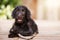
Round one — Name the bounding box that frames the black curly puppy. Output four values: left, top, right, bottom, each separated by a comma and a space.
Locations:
8, 6, 38, 40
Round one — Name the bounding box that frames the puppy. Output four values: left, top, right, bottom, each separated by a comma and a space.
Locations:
8, 6, 38, 40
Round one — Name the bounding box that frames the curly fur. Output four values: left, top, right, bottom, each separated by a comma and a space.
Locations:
8, 6, 38, 40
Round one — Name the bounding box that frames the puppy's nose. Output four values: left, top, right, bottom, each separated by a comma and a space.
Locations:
18, 13, 22, 17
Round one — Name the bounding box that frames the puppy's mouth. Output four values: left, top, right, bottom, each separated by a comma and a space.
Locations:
16, 16, 24, 23
18, 19, 22, 22
16, 19, 23, 23
17, 17, 23, 22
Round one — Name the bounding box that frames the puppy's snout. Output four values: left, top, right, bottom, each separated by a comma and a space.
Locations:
17, 13, 23, 19
18, 13, 22, 17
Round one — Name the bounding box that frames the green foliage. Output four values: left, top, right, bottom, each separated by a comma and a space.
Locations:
0, 0, 22, 19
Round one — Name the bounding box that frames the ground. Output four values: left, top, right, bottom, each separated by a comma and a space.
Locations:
0, 20, 60, 40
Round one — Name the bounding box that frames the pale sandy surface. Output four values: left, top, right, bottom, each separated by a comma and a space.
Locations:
0, 20, 60, 40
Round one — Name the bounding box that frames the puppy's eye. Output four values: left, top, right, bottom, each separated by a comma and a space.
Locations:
22, 9, 25, 12
17, 11, 20, 13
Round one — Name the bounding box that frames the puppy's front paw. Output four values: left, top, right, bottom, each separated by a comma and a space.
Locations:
8, 33, 19, 38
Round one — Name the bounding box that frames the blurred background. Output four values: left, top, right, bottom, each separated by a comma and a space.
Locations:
1, 0, 60, 20
0, 0, 60, 40
0, 0, 22, 19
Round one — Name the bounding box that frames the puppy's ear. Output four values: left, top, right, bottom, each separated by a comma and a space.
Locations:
12, 9, 15, 18
26, 8, 31, 19
12, 7, 18, 18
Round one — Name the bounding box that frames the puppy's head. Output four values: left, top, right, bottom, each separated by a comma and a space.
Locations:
12, 6, 31, 23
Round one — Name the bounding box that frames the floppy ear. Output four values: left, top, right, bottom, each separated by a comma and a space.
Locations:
12, 6, 18, 18
12, 9, 16, 18
26, 8, 31, 20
